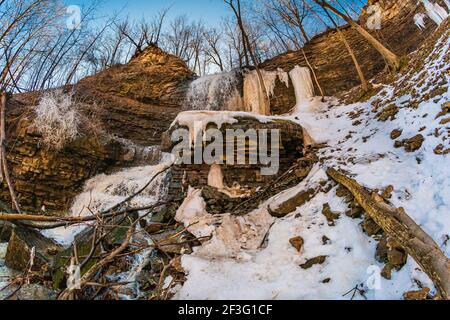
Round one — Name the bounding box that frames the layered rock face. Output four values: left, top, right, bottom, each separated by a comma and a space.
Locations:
76, 45, 195, 145
161, 112, 317, 214
2, 97, 130, 213
263, 0, 440, 114
2, 46, 194, 213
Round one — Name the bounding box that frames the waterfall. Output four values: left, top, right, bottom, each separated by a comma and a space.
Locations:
289, 66, 315, 109
243, 69, 289, 114
422, 0, 449, 25
42, 157, 172, 245
183, 70, 243, 111
183, 66, 315, 116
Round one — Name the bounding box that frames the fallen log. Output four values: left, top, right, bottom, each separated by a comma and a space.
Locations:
327, 168, 450, 300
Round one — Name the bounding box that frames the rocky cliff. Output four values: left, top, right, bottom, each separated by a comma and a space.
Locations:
75, 44, 195, 145
2, 46, 194, 213
264, 0, 442, 114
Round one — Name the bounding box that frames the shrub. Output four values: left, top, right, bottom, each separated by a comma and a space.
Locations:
32, 90, 82, 150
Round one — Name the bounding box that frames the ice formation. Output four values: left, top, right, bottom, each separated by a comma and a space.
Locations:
184, 71, 243, 111
243, 69, 289, 114
289, 66, 315, 105
173, 25, 450, 300
414, 13, 428, 29
422, 0, 449, 25
171, 110, 273, 147
42, 157, 173, 245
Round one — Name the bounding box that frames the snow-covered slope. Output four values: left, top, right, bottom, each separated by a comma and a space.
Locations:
173, 26, 449, 300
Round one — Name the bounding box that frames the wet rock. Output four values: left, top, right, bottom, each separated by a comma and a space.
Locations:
376, 236, 389, 263
377, 104, 399, 121
403, 134, 425, 152
387, 238, 408, 268
270, 189, 317, 218
404, 288, 430, 300
322, 204, 340, 226
381, 263, 394, 280
143, 223, 166, 234
0, 221, 13, 242
300, 256, 327, 270
390, 129, 403, 140
201, 186, 241, 215
289, 236, 304, 253
394, 140, 404, 148
434, 144, 450, 155
5, 226, 63, 272
322, 236, 331, 245
151, 203, 178, 223
8, 284, 57, 300
362, 217, 382, 236
345, 206, 365, 219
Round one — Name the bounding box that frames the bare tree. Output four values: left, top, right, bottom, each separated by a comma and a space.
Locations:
313, 0, 401, 71
225, 0, 271, 115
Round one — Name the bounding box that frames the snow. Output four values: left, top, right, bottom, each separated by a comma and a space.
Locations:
0, 242, 16, 299
172, 30, 450, 300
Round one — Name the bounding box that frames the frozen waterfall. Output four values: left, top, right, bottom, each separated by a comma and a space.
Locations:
183, 70, 243, 111
422, 0, 449, 25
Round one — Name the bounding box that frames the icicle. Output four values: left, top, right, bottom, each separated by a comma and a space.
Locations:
242, 69, 289, 114
422, 0, 449, 25
414, 13, 427, 29
289, 66, 315, 110
445, 0, 450, 11
208, 164, 226, 190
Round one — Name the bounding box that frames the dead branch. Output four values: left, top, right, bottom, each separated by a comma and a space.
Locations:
327, 168, 450, 300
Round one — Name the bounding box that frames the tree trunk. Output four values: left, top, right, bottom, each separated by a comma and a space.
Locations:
301, 49, 325, 101
226, 0, 271, 115
316, 0, 401, 71
0, 92, 21, 213
327, 168, 450, 300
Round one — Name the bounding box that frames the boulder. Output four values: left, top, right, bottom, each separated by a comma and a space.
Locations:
5, 226, 63, 272
0, 221, 13, 242
300, 256, 327, 270
270, 188, 317, 218
289, 237, 305, 253
8, 284, 57, 301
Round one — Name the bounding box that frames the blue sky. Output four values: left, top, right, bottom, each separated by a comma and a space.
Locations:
65, 0, 229, 27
